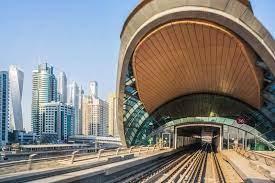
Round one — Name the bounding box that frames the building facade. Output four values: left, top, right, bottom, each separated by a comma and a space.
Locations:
89, 81, 98, 97
82, 96, 92, 136
31, 63, 57, 135
68, 81, 80, 135
57, 71, 67, 103
0, 71, 9, 147
82, 93, 109, 137
39, 102, 74, 143
108, 93, 118, 137
9, 130, 38, 145
9, 65, 24, 131
90, 95, 108, 136
117, 0, 275, 150
79, 87, 84, 134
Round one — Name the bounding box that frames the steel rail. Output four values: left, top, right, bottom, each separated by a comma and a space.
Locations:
211, 145, 226, 183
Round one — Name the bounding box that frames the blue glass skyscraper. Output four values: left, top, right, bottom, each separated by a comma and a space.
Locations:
31, 63, 57, 136
0, 71, 9, 147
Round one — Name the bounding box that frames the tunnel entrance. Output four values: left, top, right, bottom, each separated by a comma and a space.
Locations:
175, 124, 222, 151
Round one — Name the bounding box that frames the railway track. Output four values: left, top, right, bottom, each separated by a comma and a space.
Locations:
111, 143, 242, 183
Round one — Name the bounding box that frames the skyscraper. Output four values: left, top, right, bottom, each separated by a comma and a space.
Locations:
68, 81, 80, 135
89, 81, 98, 97
0, 71, 9, 147
39, 102, 74, 143
82, 82, 108, 136
57, 72, 67, 103
82, 95, 92, 136
108, 93, 119, 137
79, 87, 84, 134
9, 65, 24, 131
90, 95, 108, 136
31, 63, 57, 135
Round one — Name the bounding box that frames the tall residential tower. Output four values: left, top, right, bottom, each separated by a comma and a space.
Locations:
89, 81, 98, 97
0, 71, 9, 147
108, 93, 118, 137
31, 63, 57, 135
90, 95, 108, 136
9, 65, 24, 131
79, 87, 84, 134
39, 102, 74, 143
57, 71, 67, 103
68, 81, 80, 135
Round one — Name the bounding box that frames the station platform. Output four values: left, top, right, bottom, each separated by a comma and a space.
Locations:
222, 150, 274, 183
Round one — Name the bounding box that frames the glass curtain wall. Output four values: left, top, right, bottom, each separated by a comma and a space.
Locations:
222, 125, 272, 151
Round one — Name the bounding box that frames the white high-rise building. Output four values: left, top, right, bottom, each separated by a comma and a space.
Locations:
82, 82, 108, 136
89, 81, 98, 97
90, 95, 108, 136
108, 93, 119, 137
0, 71, 9, 147
31, 63, 57, 135
39, 102, 74, 143
82, 95, 92, 136
57, 71, 67, 103
68, 81, 80, 135
79, 87, 84, 134
9, 65, 24, 131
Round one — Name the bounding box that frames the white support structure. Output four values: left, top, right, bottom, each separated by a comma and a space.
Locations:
28, 154, 37, 170
71, 150, 79, 164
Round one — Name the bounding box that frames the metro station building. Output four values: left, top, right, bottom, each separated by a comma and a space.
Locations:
116, 0, 275, 151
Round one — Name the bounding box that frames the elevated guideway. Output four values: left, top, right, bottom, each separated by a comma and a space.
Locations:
19, 144, 244, 183
0, 146, 171, 183
1, 143, 274, 182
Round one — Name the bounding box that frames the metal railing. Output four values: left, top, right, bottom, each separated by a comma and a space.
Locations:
0, 144, 166, 175
234, 145, 275, 168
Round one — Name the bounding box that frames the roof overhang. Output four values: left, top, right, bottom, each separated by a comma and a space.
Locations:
133, 20, 263, 113
117, 0, 275, 146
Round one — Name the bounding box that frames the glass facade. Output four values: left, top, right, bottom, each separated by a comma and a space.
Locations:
9, 65, 24, 131
123, 62, 275, 150
221, 125, 272, 151
0, 71, 9, 147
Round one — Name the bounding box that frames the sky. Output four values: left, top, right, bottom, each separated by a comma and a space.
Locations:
0, 0, 274, 132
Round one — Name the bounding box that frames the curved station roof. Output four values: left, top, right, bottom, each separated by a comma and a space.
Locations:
133, 20, 262, 112
117, 0, 275, 148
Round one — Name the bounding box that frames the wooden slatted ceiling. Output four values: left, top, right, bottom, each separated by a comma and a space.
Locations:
133, 20, 263, 113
